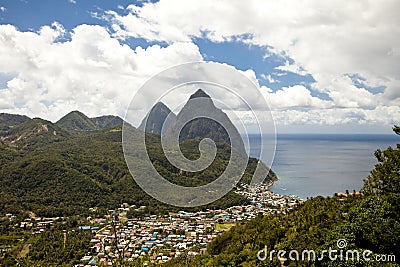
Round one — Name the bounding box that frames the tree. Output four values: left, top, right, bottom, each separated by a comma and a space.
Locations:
362, 126, 400, 196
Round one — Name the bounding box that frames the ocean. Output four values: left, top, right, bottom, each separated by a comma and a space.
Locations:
248, 134, 400, 199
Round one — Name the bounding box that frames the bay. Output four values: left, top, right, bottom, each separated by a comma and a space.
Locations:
248, 134, 400, 199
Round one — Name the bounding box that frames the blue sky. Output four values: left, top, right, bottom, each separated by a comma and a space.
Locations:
0, 0, 399, 133
0, 0, 315, 90
1, 0, 127, 30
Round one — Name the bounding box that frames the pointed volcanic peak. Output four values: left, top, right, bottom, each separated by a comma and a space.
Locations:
168, 89, 245, 154
0, 113, 31, 135
1, 117, 70, 149
139, 102, 177, 135
189, 88, 212, 99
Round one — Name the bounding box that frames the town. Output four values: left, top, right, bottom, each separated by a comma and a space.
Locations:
1, 183, 303, 266
75, 183, 303, 266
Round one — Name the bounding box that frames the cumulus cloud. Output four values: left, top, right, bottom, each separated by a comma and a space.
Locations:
262, 85, 332, 109
0, 24, 202, 121
272, 106, 400, 126
1, 0, 400, 130
101, 0, 400, 127
260, 74, 277, 83
275, 61, 308, 76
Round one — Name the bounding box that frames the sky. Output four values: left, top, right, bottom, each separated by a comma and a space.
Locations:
0, 0, 399, 133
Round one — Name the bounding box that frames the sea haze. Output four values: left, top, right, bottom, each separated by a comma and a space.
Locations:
248, 134, 400, 199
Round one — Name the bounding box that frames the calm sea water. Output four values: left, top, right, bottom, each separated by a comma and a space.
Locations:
248, 134, 400, 199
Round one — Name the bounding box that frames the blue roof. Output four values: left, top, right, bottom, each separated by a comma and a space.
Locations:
141, 247, 149, 251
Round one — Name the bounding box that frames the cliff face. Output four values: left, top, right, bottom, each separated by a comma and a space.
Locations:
167, 89, 245, 154
138, 102, 176, 135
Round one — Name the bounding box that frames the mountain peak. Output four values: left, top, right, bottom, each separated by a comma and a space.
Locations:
167, 89, 245, 154
56, 111, 96, 131
153, 101, 170, 110
56, 111, 123, 132
66, 110, 88, 117
138, 102, 176, 135
189, 89, 211, 99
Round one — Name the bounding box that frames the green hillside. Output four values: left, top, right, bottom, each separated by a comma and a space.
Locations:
91, 115, 123, 129
55, 110, 98, 131
0, 118, 70, 149
0, 113, 30, 135
55, 111, 123, 133
0, 122, 276, 217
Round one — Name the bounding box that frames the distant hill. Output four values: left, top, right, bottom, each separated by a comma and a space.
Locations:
0, 113, 30, 135
0, 118, 70, 149
92, 115, 124, 129
56, 111, 123, 133
55, 111, 97, 131
0, 111, 124, 149
138, 102, 176, 135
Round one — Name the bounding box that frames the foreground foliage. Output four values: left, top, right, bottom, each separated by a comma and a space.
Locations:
1, 225, 93, 266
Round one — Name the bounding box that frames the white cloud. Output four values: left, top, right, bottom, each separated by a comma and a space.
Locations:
272, 106, 400, 126
261, 74, 278, 83
102, 0, 400, 128
324, 75, 376, 108
275, 61, 308, 76
0, 24, 202, 121
262, 85, 332, 109
1, 0, 400, 130
68, 0, 76, 4
0, 6, 6, 12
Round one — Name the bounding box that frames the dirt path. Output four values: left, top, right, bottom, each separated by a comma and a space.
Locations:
19, 244, 31, 258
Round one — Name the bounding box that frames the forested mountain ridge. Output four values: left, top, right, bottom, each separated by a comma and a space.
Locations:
0, 110, 124, 149
91, 114, 124, 130
0, 118, 70, 149
0, 113, 30, 135
0, 111, 276, 217
55, 110, 123, 133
